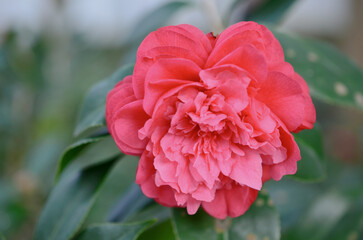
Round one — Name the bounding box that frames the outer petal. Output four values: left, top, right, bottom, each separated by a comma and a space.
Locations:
133, 24, 212, 98
292, 73, 316, 131
202, 185, 258, 219
256, 71, 306, 132
111, 100, 149, 155
106, 76, 136, 125
214, 21, 285, 66
106, 76, 148, 155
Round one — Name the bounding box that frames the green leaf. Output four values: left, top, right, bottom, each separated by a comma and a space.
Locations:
75, 220, 155, 240
274, 31, 363, 111
33, 155, 120, 240
74, 64, 134, 137
245, 0, 298, 24
292, 124, 326, 181
284, 191, 351, 240
55, 135, 108, 181
171, 192, 280, 240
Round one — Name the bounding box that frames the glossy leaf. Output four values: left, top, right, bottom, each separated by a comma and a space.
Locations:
74, 64, 134, 137
75, 220, 155, 240
245, 0, 298, 24
33, 156, 120, 240
293, 124, 326, 181
171, 192, 280, 240
275, 31, 363, 111
55, 135, 108, 181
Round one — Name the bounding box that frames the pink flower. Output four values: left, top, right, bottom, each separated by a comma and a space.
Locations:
106, 21, 316, 219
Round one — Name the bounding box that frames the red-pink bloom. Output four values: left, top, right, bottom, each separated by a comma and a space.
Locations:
106, 21, 316, 219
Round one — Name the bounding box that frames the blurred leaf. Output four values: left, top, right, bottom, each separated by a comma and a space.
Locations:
245, 0, 298, 24
265, 178, 319, 231
0, 231, 4, 240
75, 220, 155, 240
129, 1, 190, 44
171, 192, 280, 240
0, 180, 28, 236
74, 64, 134, 137
284, 191, 351, 240
33, 155, 121, 240
325, 195, 363, 240
55, 135, 108, 181
274, 31, 363, 111
292, 124, 326, 181
138, 220, 176, 240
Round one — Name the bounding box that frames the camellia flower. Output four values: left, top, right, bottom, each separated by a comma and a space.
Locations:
106, 21, 316, 219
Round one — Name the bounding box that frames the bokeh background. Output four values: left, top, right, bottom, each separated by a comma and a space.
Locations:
1, 0, 362, 239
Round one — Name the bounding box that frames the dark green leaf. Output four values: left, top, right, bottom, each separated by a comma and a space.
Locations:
275, 31, 363, 111
33, 155, 120, 240
292, 124, 326, 181
284, 191, 351, 240
55, 135, 108, 181
245, 0, 298, 24
75, 220, 155, 240
74, 64, 134, 137
171, 192, 280, 240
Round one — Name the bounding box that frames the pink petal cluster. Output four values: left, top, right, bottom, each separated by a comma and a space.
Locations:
106, 21, 316, 219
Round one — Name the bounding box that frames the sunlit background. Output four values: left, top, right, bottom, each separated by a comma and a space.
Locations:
1, 0, 362, 239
